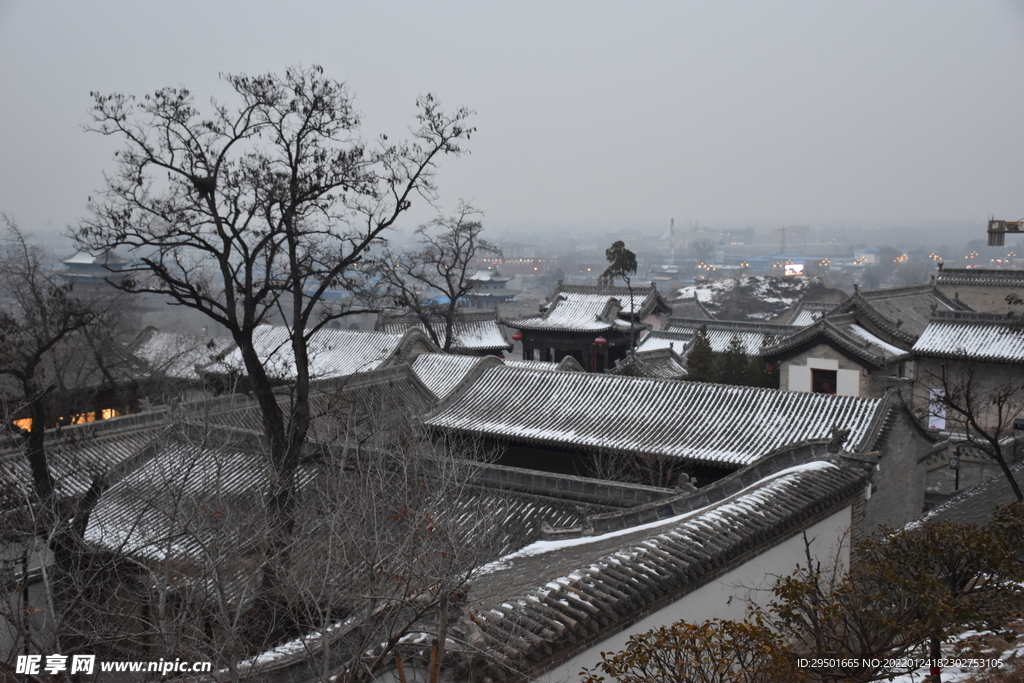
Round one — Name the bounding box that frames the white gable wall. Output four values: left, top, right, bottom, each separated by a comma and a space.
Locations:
782, 348, 864, 397
540, 506, 853, 681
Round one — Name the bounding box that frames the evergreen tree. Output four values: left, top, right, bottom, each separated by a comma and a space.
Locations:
686, 324, 716, 382
747, 332, 779, 388
717, 334, 750, 385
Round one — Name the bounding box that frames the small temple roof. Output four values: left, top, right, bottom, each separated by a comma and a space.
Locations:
509, 283, 671, 334
830, 284, 968, 342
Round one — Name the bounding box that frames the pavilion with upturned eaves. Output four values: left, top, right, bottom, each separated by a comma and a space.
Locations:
506, 282, 672, 372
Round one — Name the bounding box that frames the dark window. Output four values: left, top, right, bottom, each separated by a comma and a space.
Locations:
812, 368, 837, 394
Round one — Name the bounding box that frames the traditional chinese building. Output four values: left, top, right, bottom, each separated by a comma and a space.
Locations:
506, 282, 672, 372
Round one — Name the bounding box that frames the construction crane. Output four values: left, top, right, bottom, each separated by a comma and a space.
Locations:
987, 218, 1024, 246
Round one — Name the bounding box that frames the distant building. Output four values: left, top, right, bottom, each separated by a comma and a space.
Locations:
59, 249, 130, 296
465, 269, 515, 307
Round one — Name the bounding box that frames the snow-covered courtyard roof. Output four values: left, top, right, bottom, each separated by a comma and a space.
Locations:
913, 313, 1024, 363
448, 459, 866, 678
424, 367, 886, 467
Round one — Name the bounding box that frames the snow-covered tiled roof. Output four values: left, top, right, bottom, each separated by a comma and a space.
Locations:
789, 301, 838, 327
216, 325, 411, 381
913, 315, 1024, 363
664, 319, 792, 355
513, 293, 630, 332
635, 330, 692, 354
848, 324, 908, 358
606, 348, 687, 380
447, 460, 866, 678
379, 312, 511, 352
411, 353, 499, 400
424, 367, 885, 467
503, 357, 584, 373
510, 284, 670, 334
0, 419, 169, 510
133, 330, 236, 380
762, 315, 909, 368
935, 267, 1024, 288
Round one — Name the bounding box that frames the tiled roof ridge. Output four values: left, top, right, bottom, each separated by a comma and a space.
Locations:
449, 464, 866, 680
554, 356, 585, 372
0, 392, 263, 458
633, 347, 684, 360
424, 356, 511, 413
831, 294, 918, 345
557, 282, 659, 297
667, 317, 795, 335
859, 283, 936, 299
393, 327, 442, 360
320, 362, 423, 391
447, 460, 678, 510
377, 308, 504, 328
936, 267, 1024, 286
930, 310, 1021, 324
860, 389, 931, 453
761, 318, 893, 368
665, 294, 718, 321
586, 443, 867, 534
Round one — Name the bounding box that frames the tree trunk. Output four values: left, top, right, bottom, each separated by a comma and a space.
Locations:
930, 634, 942, 683
26, 392, 54, 502
991, 445, 1024, 500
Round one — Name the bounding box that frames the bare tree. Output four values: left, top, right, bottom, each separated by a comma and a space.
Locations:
1, 375, 513, 681
920, 356, 1024, 501
0, 217, 99, 506
73, 66, 474, 517
377, 203, 498, 352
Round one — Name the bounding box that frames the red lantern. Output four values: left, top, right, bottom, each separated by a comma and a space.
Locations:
594, 336, 607, 346
511, 332, 523, 341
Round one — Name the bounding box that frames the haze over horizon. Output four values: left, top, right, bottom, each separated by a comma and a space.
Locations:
1, 1, 1022, 244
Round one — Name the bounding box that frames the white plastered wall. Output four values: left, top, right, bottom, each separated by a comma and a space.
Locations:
787, 357, 860, 397
540, 506, 853, 682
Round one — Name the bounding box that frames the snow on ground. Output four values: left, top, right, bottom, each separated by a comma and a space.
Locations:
675, 276, 815, 321
675, 277, 736, 302
883, 625, 1024, 682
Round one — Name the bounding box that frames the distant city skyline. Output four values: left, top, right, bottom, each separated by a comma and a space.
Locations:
2, 1, 1023, 242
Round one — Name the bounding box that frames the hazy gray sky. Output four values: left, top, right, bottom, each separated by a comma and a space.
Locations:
1, 1, 1022, 241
